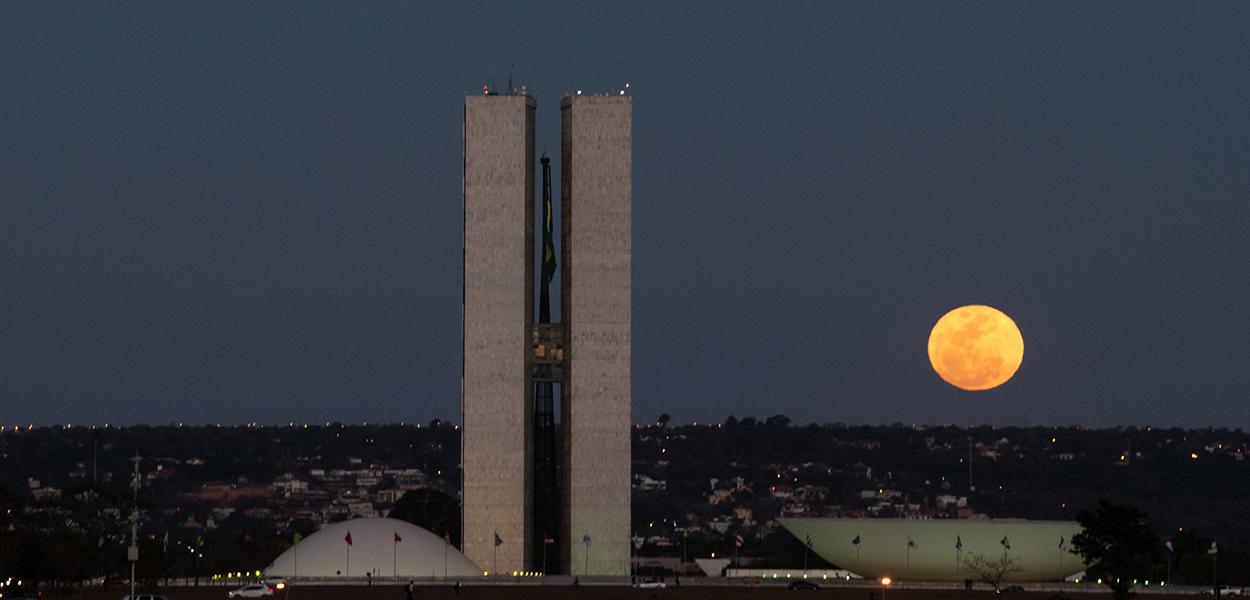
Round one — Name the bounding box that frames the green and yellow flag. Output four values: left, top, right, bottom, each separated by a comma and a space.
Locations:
542, 193, 557, 283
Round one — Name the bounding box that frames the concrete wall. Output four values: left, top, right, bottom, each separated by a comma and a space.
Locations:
462, 94, 535, 574
560, 94, 632, 576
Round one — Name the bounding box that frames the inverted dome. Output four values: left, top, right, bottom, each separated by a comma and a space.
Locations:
779, 518, 1083, 582
266, 518, 479, 579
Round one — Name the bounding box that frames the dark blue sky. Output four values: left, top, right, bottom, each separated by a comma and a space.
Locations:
3, 3, 1248, 427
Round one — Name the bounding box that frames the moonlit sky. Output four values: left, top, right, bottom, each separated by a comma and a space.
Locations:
3, 3, 1248, 427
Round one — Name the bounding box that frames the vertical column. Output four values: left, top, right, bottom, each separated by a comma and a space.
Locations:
462, 94, 535, 574
560, 94, 632, 576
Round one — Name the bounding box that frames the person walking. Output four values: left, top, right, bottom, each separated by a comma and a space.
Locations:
404, 580, 415, 600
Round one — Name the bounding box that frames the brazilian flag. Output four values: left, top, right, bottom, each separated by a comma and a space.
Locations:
542, 193, 557, 282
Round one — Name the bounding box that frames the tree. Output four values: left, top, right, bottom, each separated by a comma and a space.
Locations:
765, 415, 791, 428
1169, 528, 1214, 585
1072, 500, 1162, 600
388, 489, 461, 548
958, 549, 1023, 592
656, 414, 672, 427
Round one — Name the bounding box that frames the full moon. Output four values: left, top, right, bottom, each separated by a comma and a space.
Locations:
927, 305, 1024, 391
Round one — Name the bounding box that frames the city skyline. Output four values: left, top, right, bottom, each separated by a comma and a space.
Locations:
3, 3, 1249, 428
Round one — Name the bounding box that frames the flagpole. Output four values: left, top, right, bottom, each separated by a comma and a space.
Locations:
1213, 540, 1218, 592
394, 538, 397, 580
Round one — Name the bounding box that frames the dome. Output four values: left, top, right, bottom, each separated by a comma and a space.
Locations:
779, 518, 1083, 582
265, 518, 480, 579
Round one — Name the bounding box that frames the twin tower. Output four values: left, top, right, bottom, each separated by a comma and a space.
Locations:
461, 91, 631, 576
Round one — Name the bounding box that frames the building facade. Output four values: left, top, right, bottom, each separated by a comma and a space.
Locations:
462, 91, 631, 576
461, 94, 535, 573
560, 95, 632, 576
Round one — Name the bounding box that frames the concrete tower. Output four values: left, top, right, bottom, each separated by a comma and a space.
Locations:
462, 89, 630, 577
461, 94, 535, 574
560, 94, 632, 576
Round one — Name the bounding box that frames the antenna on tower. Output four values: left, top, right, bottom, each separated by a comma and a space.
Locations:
507, 63, 514, 95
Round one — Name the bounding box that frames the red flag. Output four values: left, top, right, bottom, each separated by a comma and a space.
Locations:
394, 531, 402, 543
345, 531, 353, 546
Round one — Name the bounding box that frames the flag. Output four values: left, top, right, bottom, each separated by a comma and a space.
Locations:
955, 535, 962, 551
196, 535, 204, 548
907, 536, 916, 549
163, 531, 169, 553
1208, 541, 1218, 555
543, 532, 555, 545
582, 532, 592, 546
345, 531, 353, 546
1000, 536, 1010, 550
1058, 536, 1067, 551
394, 531, 402, 544
541, 186, 557, 283
735, 534, 744, 549
851, 535, 861, 546
805, 534, 813, 548
293, 532, 303, 545
1164, 539, 1174, 554
494, 531, 503, 547
443, 532, 451, 544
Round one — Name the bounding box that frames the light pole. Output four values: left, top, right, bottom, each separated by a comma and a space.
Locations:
881, 576, 892, 600
129, 454, 141, 600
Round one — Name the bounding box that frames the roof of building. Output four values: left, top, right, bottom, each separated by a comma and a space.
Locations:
779, 518, 1084, 583
265, 518, 479, 579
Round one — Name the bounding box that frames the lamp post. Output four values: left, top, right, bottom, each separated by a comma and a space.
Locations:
881, 576, 892, 600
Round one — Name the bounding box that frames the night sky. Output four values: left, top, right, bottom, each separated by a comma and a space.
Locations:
3, 3, 1248, 427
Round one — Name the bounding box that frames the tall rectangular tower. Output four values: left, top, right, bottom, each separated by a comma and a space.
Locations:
461, 94, 535, 574
560, 94, 632, 576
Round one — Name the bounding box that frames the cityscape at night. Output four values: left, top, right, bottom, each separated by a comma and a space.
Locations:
3, 2, 1249, 598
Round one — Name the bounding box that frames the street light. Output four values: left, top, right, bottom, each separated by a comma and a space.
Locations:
881, 576, 892, 600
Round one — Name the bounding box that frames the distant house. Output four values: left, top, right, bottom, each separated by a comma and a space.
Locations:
733, 506, 755, 525
634, 474, 667, 491
273, 474, 309, 496
30, 487, 61, 502
708, 489, 733, 506
770, 485, 794, 499
185, 482, 272, 503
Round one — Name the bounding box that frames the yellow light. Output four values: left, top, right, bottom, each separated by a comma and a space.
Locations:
1190, 453, 1199, 459
483, 571, 489, 577
881, 577, 892, 586
276, 583, 286, 590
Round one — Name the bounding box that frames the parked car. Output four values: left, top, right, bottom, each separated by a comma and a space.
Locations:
635, 577, 666, 589
0, 588, 43, 600
227, 583, 274, 598
1202, 586, 1244, 596
789, 579, 820, 591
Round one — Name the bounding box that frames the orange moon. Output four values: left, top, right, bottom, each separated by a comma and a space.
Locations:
927, 305, 1024, 391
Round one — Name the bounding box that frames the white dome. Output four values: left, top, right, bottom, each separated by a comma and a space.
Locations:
266, 518, 480, 579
